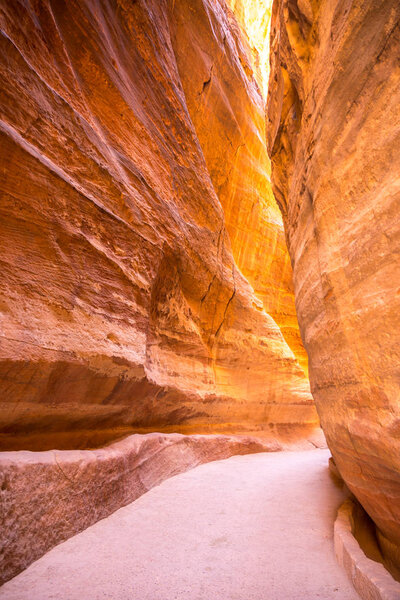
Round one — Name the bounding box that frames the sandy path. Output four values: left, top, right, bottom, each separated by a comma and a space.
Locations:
0, 449, 359, 599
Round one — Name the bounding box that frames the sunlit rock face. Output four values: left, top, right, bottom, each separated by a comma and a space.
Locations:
0, 0, 316, 451
169, 0, 308, 374
227, 0, 272, 96
267, 0, 400, 575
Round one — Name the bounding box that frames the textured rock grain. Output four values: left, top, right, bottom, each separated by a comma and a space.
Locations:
170, 0, 308, 372
0, 432, 278, 584
0, 0, 316, 451
267, 0, 400, 574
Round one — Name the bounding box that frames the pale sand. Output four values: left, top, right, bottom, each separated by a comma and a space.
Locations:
0, 449, 359, 599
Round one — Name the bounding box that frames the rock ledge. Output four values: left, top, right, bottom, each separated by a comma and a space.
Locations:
0, 432, 278, 585
335, 499, 400, 600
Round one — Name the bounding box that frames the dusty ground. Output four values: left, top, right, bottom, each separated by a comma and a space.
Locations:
0, 449, 359, 599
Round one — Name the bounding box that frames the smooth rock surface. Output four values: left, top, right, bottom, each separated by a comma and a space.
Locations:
335, 499, 400, 600
0, 450, 359, 600
267, 0, 400, 574
0, 0, 315, 451
170, 0, 308, 372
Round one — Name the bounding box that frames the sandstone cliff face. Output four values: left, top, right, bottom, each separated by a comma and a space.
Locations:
0, 0, 316, 451
267, 0, 400, 574
227, 0, 272, 96
169, 0, 308, 373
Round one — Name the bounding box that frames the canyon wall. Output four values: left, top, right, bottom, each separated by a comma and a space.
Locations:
267, 0, 400, 576
227, 0, 272, 96
169, 0, 308, 373
0, 0, 316, 451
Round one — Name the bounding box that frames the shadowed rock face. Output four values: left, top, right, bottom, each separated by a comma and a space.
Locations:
267, 0, 400, 574
0, 0, 316, 451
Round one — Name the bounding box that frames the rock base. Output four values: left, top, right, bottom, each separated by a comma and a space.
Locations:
0, 432, 279, 585
334, 499, 400, 600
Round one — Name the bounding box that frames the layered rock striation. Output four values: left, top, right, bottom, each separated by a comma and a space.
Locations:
0, 0, 316, 451
267, 0, 400, 576
170, 0, 308, 373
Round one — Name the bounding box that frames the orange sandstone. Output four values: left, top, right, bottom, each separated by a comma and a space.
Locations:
267, 0, 400, 577
0, 0, 315, 451
170, 0, 308, 373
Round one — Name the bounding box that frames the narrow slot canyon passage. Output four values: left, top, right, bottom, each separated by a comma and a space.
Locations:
1, 0, 399, 598
0, 450, 359, 600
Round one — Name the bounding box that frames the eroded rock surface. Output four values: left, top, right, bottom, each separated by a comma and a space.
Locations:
0, 432, 278, 584
267, 0, 400, 573
170, 0, 308, 373
0, 0, 315, 451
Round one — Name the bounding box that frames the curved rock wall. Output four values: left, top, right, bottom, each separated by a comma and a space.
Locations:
267, 0, 400, 574
0, 0, 316, 451
169, 0, 308, 373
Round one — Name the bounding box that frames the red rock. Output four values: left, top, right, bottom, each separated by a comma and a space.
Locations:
0, 0, 316, 451
267, 0, 400, 574
170, 0, 308, 373
0, 432, 280, 584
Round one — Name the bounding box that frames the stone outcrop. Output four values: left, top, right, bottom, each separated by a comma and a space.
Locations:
0, 0, 316, 451
0, 432, 279, 585
267, 0, 400, 575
